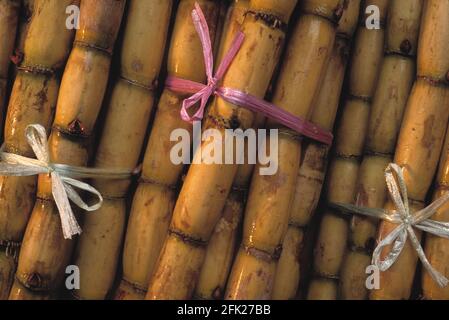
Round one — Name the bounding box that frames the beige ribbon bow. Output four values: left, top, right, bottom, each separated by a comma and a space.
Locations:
0, 124, 134, 240
333, 163, 449, 288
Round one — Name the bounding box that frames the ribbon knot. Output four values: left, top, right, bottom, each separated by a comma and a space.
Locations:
333, 163, 449, 288
0, 124, 135, 240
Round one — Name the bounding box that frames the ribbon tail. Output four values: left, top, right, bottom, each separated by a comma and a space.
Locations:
61, 176, 103, 212
413, 192, 449, 224
51, 173, 81, 240
372, 226, 406, 271
407, 225, 449, 288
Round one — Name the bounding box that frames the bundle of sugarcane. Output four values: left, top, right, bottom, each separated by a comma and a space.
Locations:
71, 0, 173, 301
0, 0, 77, 300
8, 0, 126, 300
423, 128, 449, 299
225, 0, 343, 300
307, 0, 389, 300
147, 0, 299, 300
115, 0, 221, 300
0, 0, 20, 136
194, 0, 250, 300
271, 0, 361, 300
339, 0, 423, 300
371, 0, 449, 300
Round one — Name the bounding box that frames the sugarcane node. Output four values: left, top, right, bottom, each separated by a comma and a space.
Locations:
16, 65, 54, 76
313, 271, 340, 281
244, 11, 287, 31
119, 76, 157, 92
399, 39, 412, 55
243, 245, 281, 262
139, 176, 178, 190
73, 40, 113, 56
168, 228, 208, 247
0, 240, 21, 261
120, 278, 147, 295
417, 75, 449, 88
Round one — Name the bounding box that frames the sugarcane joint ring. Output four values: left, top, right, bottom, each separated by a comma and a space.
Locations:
53, 124, 91, 140
243, 244, 282, 262
120, 277, 148, 295
0, 239, 21, 260
168, 228, 208, 247
17, 65, 54, 76
244, 11, 287, 31
120, 76, 157, 92
73, 40, 113, 56
277, 128, 304, 142
139, 177, 178, 190
418, 75, 449, 88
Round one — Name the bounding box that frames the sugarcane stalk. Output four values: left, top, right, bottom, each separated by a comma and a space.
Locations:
146, 0, 299, 300
225, 0, 344, 300
194, 0, 250, 301
339, 0, 423, 300
70, 0, 173, 300
0, 0, 20, 136
11, 0, 34, 80
8, 0, 126, 300
114, 0, 221, 300
0, 0, 77, 299
370, 0, 449, 300
307, 0, 389, 300
423, 128, 449, 299
271, 0, 361, 300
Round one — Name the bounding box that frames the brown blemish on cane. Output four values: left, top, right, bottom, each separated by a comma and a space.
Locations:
421, 115, 436, 157
10, 49, 24, 65
333, 1, 346, 22
131, 60, 143, 72
68, 119, 85, 136
400, 39, 412, 55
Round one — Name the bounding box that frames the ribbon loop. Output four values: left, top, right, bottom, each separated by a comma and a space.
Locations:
0, 124, 135, 240
332, 163, 449, 287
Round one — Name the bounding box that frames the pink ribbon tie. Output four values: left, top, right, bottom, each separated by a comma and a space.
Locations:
166, 2, 334, 146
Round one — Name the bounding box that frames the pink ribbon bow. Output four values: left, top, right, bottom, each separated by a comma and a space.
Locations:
166, 2, 333, 145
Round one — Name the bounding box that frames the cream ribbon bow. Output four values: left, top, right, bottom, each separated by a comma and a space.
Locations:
0, 124, 133, 240
333, 163, 449, 287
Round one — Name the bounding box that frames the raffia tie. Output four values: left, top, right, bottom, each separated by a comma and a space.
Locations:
0, 124, 135, 240
332, 163, 449, 287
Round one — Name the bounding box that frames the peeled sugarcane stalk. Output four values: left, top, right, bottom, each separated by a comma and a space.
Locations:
0, 0, 77, 300
339, 0, 423, 300
194, 0, 250, 301
371, 0, 449, 300
8, 0, 126, 300
423, 128, 449, 299
225, 0, 343, 300
271, 0, 361, 300
114, 0, 221, 300
0, 0, 20, 135
307, 0, 389, 300
71, 0, 173, 300
147, 0, 299, 300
